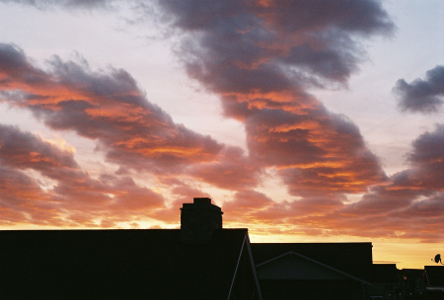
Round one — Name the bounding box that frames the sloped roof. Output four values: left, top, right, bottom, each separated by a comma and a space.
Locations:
372, 264, 398, 283
425, 266, 444, 287
256, 250, 370, 284
251, 242, 373, 283
0, 229, 249, 299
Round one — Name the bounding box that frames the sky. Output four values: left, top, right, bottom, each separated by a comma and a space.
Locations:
0, 0, 443, 269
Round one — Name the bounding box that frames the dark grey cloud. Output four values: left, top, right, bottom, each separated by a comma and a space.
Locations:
394, 65, 444, 113
0, 43, 48, 86
253, 0, 393, 35
279, 34, 361, 85
159, 0, 394, 92
406, 124, 444, 190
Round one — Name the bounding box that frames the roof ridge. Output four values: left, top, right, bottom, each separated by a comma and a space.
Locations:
256, 250, 371, 285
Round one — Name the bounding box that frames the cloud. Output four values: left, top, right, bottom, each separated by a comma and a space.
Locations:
1, 0, 116, 10
0, 42, 265, 226
0, 124, 171, 227
253, 0, 393, 35
190, 146, 260, 190
225, 190, 274, 213
330, 124, 444, 241
0, 44, 231, 177
407, 123, 444, 190
401, 124, 444, 195
220, 124, 444, 242
0, 167, 52, 224
152, 185, 212, 223
2, 0, 392, 198
159, 0, 394, 90
394, 65, 444, 113
0, 124, 79, 179
246, 108, 387, 196
0, 43, 48, 86
156, 0, 393, 198
224, 189, 344, 225
3, 0, 443, 243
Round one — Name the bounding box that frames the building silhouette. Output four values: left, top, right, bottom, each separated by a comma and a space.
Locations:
1, 197, 442, 299
252, 242, 372, 299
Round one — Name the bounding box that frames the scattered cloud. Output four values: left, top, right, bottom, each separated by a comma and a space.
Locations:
221, 123, 444, 242
0, 43, 261, 189
394, 65, 444, 113
0, 124, 167, 227
0, 0, 443, 245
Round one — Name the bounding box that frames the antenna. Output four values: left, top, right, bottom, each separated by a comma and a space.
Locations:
432, 254, 443, 265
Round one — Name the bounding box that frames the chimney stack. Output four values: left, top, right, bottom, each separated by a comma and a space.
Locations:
180, 197, 223, 243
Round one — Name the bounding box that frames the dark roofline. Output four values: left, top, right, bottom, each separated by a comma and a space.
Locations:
425, 266, 444, 288
1, 228, 258, 299
227, 230, 263, 300
256, 250, 371, 285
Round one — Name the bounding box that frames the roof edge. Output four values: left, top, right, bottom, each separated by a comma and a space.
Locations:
227, 231, 263, 300
256, 250, 371, 285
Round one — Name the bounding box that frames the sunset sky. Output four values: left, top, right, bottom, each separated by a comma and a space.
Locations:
0, 0, 443, 269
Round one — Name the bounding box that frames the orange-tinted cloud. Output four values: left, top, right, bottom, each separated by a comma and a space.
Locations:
154, 1, 444, 242
0, 43, 261, 190
224, 125, 444, 242
0, 42, 264, 227
0, 124, 167, 227
157, 0, 391, 196
0, 44, 223, 172
190, 146, 260, 190
2, 1, 443, 244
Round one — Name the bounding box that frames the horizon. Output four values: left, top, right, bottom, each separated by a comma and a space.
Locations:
0, 0, 443, 270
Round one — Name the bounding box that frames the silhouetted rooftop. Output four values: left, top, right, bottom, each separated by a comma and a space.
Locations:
425, 266, 444, 287
1, 229, 250, 299
251, 242, 373, 282
372, 264, 398, 283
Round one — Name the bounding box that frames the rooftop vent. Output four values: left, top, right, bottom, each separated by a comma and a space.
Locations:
180, 197, 223, 243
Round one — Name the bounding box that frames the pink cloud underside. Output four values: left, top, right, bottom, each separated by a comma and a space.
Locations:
158, 0, 391, 196
1, 1, 443, 243
0, 124, 167, 227
0, 43, 260, 190
223, 125, 444, 242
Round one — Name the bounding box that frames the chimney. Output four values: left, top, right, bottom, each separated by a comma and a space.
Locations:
180, 197, 223, 243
